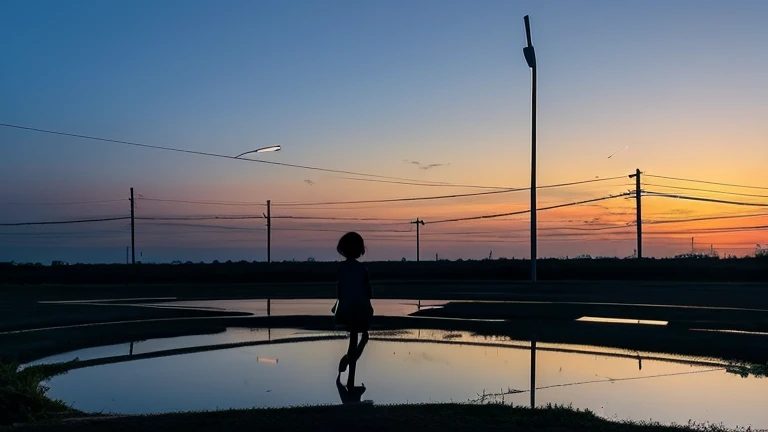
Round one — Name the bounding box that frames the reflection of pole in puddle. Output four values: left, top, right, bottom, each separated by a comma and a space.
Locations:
268, 327, 271, 342
418, 300, 421, 311
530, 337, 536, 408
129, 342, 134, 356
267, 298, 271, 316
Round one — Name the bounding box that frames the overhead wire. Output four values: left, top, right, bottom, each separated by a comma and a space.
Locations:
645, 174, 768, 191
643, 192, 768, 207
644, 212, 768, 225
642, 183, 768, 199
273, 176, 627, 206
138, 198, 266, 207
0, 122, 511, 189
0, 199, 126, 206
270, 216, 409, 222
0, 216, 130, 227
428, 193, 631, 224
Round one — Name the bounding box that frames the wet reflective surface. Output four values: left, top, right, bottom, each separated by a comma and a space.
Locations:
151, 299, 446, 316
34, 328, 768, 429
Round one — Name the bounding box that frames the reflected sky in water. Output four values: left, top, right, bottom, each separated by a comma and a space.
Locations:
38, 328, 768, 429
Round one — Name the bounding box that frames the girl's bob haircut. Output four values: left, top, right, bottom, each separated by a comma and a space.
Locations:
337, 232, 366, 259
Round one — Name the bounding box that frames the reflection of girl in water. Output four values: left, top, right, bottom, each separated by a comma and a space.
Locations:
336, 365, 367, 404
334, 232, 373, 372
333, 232, 374, 404
336, 323, 370, 404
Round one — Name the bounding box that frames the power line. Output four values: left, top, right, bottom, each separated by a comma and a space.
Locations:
273, 176, 627, 206
140, 222, 265, 231
645, 225, 768, 235
271, 216, 408, 222
645, 212, 768, 225
273, 227, 413, 233
0, 216, 130, 227
138, 198, 267, 207
133, 215, 409, 223
0, 230, 127, 237
275, 188, 524, 206
0, 122, 507, 189
428, 193, 630, 224
645, 174, 768, 191
643, 192, 768, 207
0, 199, 126, 206
135, 216, 264, 221
334, 176, 507, 190
643, 183, 768, 199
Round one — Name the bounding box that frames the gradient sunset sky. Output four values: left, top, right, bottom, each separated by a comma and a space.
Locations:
1, 0, 766, 263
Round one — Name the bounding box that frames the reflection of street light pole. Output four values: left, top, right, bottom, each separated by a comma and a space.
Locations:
530, 336, 536, 408
234, 145, 282, 158
523, 15, 538, 283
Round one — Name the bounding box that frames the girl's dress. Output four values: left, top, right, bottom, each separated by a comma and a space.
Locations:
334, 260, 373, 332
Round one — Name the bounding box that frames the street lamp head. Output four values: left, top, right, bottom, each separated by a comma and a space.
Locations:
523, 46, 537, 68
523, 15, 536, 68
234, 145, 281, 158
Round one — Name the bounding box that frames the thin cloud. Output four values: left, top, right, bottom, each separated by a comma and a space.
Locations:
420, 163, 450, 170
403, 160, 450, 170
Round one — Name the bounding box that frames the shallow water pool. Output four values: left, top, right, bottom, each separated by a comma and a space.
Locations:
36, 328, 768, 429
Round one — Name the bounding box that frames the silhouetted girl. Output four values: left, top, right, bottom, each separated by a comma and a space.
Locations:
334, 232, 373, 372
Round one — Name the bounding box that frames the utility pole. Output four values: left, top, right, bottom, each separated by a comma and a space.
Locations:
130, 187, 135, 264
264, 200, 272, 263
691, 237, 694, 254
628, 169, 642, 258
523, 15, 538, 282
411, 218, 425, 261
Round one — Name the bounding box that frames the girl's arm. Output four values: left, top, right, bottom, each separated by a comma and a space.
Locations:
364, 268, 372, 299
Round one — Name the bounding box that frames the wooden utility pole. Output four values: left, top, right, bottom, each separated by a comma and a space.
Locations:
265, 200, 272, 263
628, 169, 642, 258
411, 218, 425, 261
130, 187, 135, 264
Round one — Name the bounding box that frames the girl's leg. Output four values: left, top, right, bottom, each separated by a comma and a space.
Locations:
356, 331, 369, 360
339, 330, 356, 373
347, 332, 358, 361
347, 332, 359, 387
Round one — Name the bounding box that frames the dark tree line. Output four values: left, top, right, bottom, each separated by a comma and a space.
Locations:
0, 257, 766, 284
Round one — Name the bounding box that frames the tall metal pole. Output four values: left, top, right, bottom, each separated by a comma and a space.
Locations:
629, 169, 642, 258
266, 200, 272, 263
523, 15, 538, 282
130, 187, 135, 264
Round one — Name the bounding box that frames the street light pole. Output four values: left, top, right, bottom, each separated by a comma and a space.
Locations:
523, 15, 538, 282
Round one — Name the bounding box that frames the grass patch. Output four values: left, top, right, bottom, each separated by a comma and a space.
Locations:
2, 403, 753, 432
0, 361, 82, 426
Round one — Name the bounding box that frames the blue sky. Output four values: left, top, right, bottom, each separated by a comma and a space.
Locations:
1, 1, 766, 263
